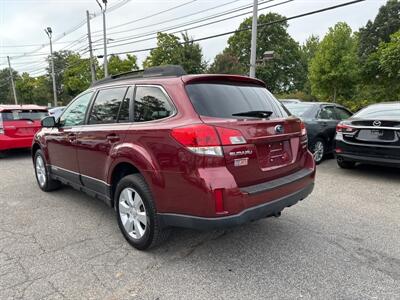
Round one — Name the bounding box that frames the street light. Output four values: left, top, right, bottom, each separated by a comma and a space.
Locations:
96, 0, 108, 78
45, 27, 57, 107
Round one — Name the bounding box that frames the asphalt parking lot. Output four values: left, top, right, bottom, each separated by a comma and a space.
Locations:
0, 151, 399, 300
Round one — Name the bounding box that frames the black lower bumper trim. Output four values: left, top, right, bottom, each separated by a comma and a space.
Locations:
158, 182, 314, 230
338, 153, 400, 167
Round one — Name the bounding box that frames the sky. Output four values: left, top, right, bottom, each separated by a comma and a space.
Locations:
0, 0, 387, 76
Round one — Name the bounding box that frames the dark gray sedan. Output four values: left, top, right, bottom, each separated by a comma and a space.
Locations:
285, 102, 352, 164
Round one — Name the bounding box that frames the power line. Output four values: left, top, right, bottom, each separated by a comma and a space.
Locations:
7, 0, 133, 59
92, 0, 263, 39
105, 0, 367, 56
93, 0, 289, 50
92, 0, 199, 34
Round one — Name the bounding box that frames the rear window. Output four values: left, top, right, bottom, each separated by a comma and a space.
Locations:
1, 110, 47, 121
354, 103, 400, 119
185, 83, 288, 119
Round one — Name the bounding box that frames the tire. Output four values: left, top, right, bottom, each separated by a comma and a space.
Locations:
337, 158, 356, 169
115, 174, 170, 250
34, 150, 61, 191
0, 151, 5, 158
312, 138, 325, 165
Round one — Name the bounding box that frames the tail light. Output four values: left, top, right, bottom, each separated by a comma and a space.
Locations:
300, 121, 307, 136
0, 114, 4, 135
171, 124, 246, 156
300, 121, 308, 147
336, 122, 355, 133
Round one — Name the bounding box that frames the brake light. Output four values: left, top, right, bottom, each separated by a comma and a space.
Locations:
336, 123, 355, 133
171, 124, 222, 156
300, 121, 307, 136
171, 124, 247, 156
215, 127, 246, 145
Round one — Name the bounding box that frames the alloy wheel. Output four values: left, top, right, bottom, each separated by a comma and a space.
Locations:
313, 140, 324, 163
35, 156, 46, 187
118, 188, 148, 240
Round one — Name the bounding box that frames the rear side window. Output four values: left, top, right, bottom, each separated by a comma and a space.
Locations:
1, 110, 47, 121
134, 86, 174, 122
89, 87, 128, 124
318, 107, 336, 120
185, 83, 286, 119
334, 107, 352, 120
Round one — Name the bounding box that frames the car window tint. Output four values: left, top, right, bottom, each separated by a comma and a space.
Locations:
1, 110, 47, 121
354, 103, 400, 119
318, 107, 336, 120
59, 92, 93, 127
117, 87, 132, 123
334, 107, 352, 120
185, 83, 282, 119
134, 86, 173, 122
89, 87, 127, 124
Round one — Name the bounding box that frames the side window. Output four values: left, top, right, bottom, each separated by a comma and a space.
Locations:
89, 87, 127, 124
134, 86, 173, 122
117, 87, 132, 123
318, 107, 336, 120
59, 92, 93, 127
334, 107, 352, 120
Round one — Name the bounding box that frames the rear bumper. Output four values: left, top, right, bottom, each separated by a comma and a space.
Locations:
0, 135, 34, 151
336, 153, 400, 167
158, 182, 314, 230
335, 139, 400, 167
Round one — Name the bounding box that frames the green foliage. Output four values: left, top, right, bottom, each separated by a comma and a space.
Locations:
63, 53, 93, 99
208, 50, 245, 74
358, 0, 400, 60
143, 32, 206, 74
308, 22, 359, 103
226, 13, 306, 93
108, 54, 139, 75
378, 31, 400, 80
0, 68, 17, 104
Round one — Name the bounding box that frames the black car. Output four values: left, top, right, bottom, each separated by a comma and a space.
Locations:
285, 102, 352, 164
335, 102, 400, 169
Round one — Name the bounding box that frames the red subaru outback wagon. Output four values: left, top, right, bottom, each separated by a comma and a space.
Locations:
0, 105, 48, 156
32, 66, 315, 250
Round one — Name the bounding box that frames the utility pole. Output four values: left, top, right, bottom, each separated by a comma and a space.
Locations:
249, 0, 258, 78
7, 56, 18, 104
96, 0, 108, 78
86, 10, 96, 83
45, 27, 58, 107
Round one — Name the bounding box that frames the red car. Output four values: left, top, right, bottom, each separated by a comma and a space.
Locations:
0, 105, 48, 156
32, 66, 315, 250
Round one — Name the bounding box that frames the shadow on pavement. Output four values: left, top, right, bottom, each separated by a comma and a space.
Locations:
339, 163, 400, 181
0, 148, 31, 160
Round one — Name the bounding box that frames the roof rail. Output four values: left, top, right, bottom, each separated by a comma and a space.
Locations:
91, 65, 187, 87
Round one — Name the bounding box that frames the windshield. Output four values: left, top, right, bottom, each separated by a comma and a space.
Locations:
285, 103, 314, 117
185, 83, 288, 119
1, 110, 48, 121
354, 103, 400, 119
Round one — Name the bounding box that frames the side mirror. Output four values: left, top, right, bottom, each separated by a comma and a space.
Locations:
41, 116, 56, 128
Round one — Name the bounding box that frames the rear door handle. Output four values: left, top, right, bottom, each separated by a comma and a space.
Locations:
106, 134, 120, 143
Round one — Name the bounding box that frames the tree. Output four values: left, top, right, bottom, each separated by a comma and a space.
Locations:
376, 31, 400, 100
63, 53, 93, 99
108, 54, 139, 75
226, 13, 306, 93
300, 35, 320, 95
358, 0, 400, 60
208, 50, 245, 74
46, 50, 73, 102
143, 32, 206, 74
309, 22, 358, 102
0, 68, 16, 104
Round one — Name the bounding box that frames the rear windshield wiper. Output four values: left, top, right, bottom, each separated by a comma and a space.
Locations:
232, 110, 273, 119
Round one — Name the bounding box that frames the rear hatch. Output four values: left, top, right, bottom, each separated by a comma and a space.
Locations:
0, 109, 47, 138
185, 81, 308, 187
